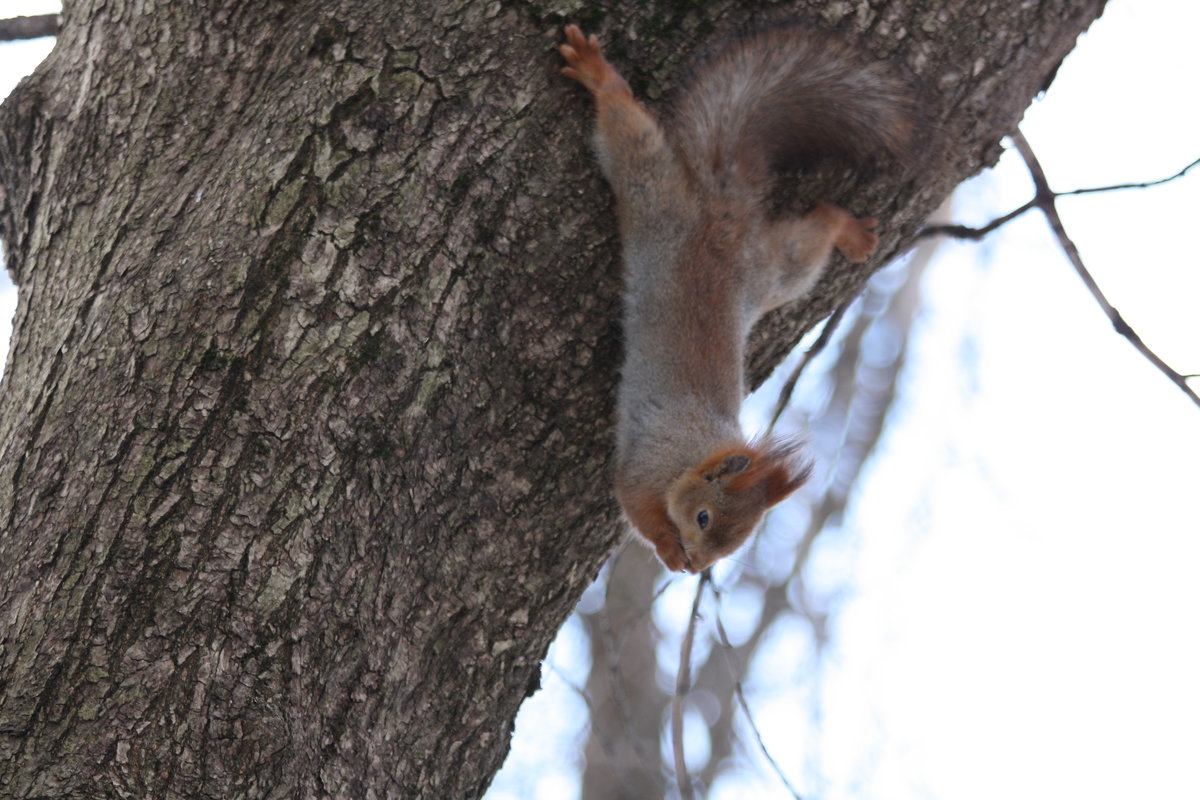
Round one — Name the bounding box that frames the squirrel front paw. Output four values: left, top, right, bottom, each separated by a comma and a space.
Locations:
560, 25, 630, 97
654, 539, 691, 573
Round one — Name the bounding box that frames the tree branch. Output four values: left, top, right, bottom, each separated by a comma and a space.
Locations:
1008, 129, 1200, 409
1061, 155, 1200, 197
672, 573, 707, 800
711, 584, 806, 800
918, 198, 1037, 240
917, 134, 1198, 408
918, 154, 1199, 240
767, 302, 850, 432
0, 14, 58, 42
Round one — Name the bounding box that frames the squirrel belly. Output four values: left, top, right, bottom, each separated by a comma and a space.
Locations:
560, 24, 910, 572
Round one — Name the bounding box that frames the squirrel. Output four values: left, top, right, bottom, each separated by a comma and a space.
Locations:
559, 24, 911, 572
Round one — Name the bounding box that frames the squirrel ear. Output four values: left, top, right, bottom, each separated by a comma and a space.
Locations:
716, 454, 750, 477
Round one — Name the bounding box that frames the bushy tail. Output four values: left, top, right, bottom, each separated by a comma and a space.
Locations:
669, 25, 913, 197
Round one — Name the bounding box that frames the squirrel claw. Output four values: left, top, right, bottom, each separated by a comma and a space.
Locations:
654, 541, 690, 573
560, 25, 629, 97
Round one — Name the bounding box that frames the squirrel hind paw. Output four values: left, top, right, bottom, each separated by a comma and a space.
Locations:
835, 216, 880, 263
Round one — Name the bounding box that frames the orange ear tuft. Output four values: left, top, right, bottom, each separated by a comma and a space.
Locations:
762, 459, 811, 506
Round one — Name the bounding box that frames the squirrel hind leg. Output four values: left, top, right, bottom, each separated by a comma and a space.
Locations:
800, 201, 879, 264
756, 201, 879, 312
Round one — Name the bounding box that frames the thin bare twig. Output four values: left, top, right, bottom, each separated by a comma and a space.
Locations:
767, 302, 851, 432
672, 572, 707, 800
919, 198, 1037, 240
710, 584, 806, 800
1061, 155, 1200, 197
546, 660, 596, 714
1009, 129, 1200, 409
918, 154, 1200, 240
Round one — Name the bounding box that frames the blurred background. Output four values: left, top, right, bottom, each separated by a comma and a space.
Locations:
2, 2, 1197, 798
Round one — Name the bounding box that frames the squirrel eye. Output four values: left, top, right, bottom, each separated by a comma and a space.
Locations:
696, 509, 710, 530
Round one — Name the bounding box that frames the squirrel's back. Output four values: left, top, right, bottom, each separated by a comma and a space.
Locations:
669, 25, 912, 198
558, 23, 908, 573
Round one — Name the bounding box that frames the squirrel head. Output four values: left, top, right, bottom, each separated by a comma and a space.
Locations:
666, 439, 811, 572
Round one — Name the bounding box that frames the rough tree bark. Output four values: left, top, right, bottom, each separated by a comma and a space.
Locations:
0, 0, 1104, 797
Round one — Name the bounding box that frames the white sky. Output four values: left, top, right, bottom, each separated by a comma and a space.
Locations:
819, 0, 1200, 793
2, 1, 1197, 798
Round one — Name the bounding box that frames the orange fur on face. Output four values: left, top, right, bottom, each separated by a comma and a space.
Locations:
616, 480, 691, 572
665, 439, 811, 572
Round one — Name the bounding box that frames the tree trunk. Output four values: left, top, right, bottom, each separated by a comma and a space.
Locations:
0, 0, 1104, 796
580, 546, 670, 800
